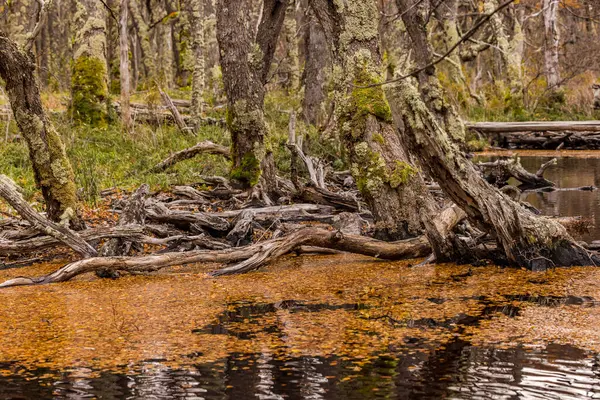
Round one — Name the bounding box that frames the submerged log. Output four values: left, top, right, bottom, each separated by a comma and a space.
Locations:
0, 227, 431, 288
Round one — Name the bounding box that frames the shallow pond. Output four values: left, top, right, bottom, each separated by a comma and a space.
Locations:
3, 150, 600, 399
479, 150, 600, 242
1, 251, 600, 399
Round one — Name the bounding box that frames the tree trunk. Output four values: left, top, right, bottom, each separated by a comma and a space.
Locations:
0, 35, 84, 229
216, 0, 288, 189
543, 0, 561, 91
71, 0, 109, 125
283, 1, 300, 92
188, 0, 206, 123
485, 0, 524, 113
397, 0, 465, 143
129, 0, 155, 85
308, 0, 443, 242
302, 9, 329, 127
386, 79, 596, 270
120, 0, 132, 132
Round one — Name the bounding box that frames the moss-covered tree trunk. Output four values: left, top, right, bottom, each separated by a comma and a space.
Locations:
71, 0, 109, 125
120, 0, 132, 132
216, 0, 288, 189
0, 35, 84, 230
386, 79, 596, 270
397, 0, 465, 144
308, 0, 438, 240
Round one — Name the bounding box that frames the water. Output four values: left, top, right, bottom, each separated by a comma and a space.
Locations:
0, 334, 599, 399
483, 154, 600, 242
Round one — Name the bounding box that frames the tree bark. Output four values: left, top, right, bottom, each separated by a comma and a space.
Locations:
386, 79, 597, 271
543, 0, 561, 91
120, 0, 132, 132
397, 0, 465, 143
308, 0, 439, 241
0, 35, 84, 229
302, 9, 329, 127
216, 0, 288, 189
188, 0, 206, 124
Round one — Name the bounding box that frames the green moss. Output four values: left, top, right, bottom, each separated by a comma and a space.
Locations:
350, 69, 393, 124
70, 56, 108, 126
389, 161, 417, 188
352, 142, 388, 194
230, 152, 261, 187
373, 133, 385, 145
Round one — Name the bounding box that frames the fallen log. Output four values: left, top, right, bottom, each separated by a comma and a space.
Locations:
0, 227, 431, 288
150, 141, 230, 173
0, 225, 145, 257
475, 130, 600, 149
0, 175, 97, 258
466, 121, 600, 133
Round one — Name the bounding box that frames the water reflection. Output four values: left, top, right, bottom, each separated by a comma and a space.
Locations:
0, 344, 599, 399
478, 155, 600, 242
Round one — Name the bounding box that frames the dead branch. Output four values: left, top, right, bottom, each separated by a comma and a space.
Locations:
477, 156, 556, 188
159, 89, 191, 135
0, 175, 97, 258
0, 227, 431, 288
150, 141, 230, 173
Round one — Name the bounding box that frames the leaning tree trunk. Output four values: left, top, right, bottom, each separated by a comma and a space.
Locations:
216, 0, 288, 189
397, 0, 465, 144
71, 0, 109, 125
308, 0, 447, 243
0, 36, 84, 229
386, 79, 596, 270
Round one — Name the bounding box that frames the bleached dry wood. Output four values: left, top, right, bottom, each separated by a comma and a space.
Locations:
0, 225, 145, 257
150, 141, 230, 173
0, 175, 97, 258
477, 156, 556, 188
467, 121, 600, 133
159, 89, 190, 134
0, 227, 431, 288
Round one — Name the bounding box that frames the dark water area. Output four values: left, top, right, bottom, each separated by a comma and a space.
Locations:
1, 296, 600, 399
480, 155, 600, 242
1, 342, 599, 399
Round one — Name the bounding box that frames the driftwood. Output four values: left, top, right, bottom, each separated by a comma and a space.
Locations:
0, 175, 97, 258
150, 141, 230, 173
159, 89, 190, 134
226, 210, 255, 246
100, 184, 149, 257
0, 227, 431, 288
477, 156, 556, 188
0, 225, 145, 257
147, 203, 230, 232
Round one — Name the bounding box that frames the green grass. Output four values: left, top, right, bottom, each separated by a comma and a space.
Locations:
0, 117, 231, 205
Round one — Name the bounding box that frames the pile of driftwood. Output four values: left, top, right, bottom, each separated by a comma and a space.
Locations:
467, 121, 600, 149
0, 129, 596, 289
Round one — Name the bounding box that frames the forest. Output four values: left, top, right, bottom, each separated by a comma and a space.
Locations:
1, 0, 600, 398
